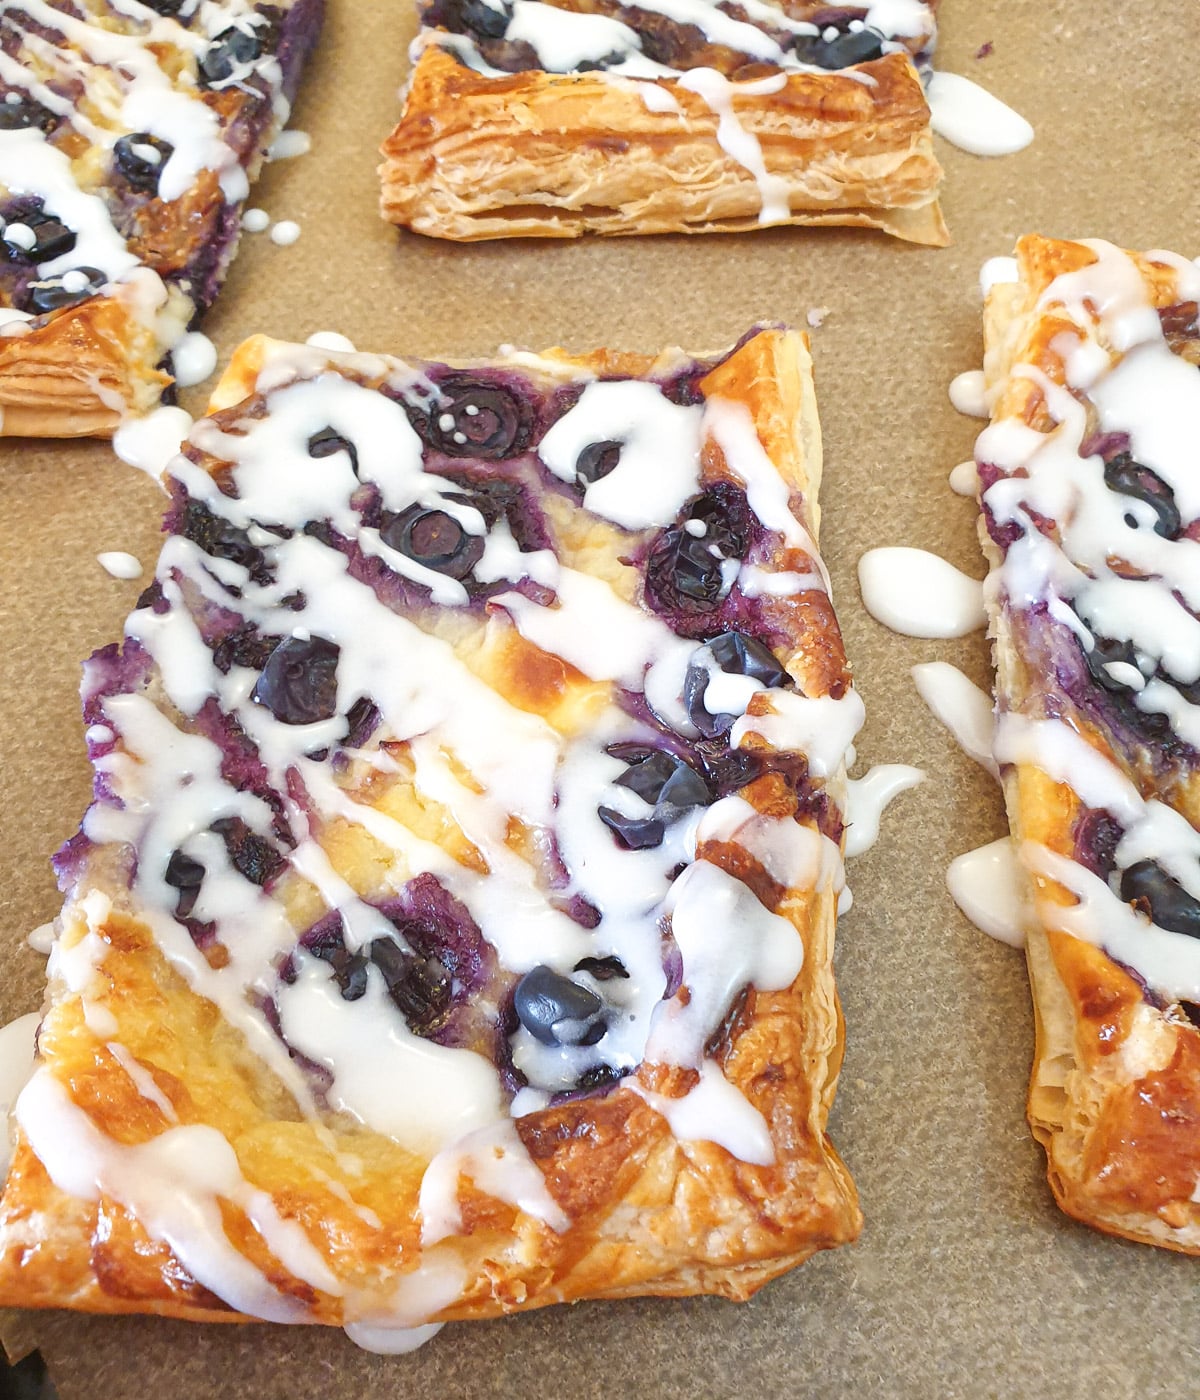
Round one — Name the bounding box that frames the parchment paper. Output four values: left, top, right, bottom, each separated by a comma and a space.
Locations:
2, 1, 1197, 1394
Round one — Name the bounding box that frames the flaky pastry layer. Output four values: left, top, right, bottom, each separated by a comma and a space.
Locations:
381, 48, 946, 244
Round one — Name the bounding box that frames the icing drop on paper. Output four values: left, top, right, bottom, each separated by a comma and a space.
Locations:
97, 551, 143, 580
946, 839, 1027, 948
926, 72, 1034, 156
857, 547, 986, 637
949, 369, 988, 418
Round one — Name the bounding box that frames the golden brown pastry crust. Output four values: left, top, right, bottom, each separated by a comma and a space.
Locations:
381, 47, 947, 244
0, 325, 861, 1329
979, 234, 1200, 1254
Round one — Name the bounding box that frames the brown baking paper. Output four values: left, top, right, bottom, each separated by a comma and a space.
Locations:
2, 0, 1198, 1394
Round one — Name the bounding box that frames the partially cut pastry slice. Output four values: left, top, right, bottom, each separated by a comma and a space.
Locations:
0, 0, 323, 437
0, 324, 863, 1345
380, 0, 947, 245
976, 234, 1200, 1251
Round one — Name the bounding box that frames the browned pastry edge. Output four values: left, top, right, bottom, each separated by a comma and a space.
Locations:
0, 325, 862, 1326
380, 48, 947, 245
980, 234, 1200, 1254
0, 293, 171, 439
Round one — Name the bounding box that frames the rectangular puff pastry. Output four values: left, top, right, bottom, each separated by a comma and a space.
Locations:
976, 234, 1200, 1252
0, 324, 864, 1347
0, 0, 323, 438
380, 0, 947, 245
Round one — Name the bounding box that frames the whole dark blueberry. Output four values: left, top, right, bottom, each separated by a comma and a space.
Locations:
11, 217, 76, 263
427, 375, 530, 459
1119, 860, 1200, 939
573, 955, 628, 981
683, 631, 789, 737
0, 94, 59, 134
575, 440, 621, 485
252, 635, 341, 725
615, 747, 710, 812
164, 849, 205, 919
370, 938, 451, 1035
380, 504, 483, 579
199, 26, 262, 86
307, 427, 359, 476
113, 133, 174, 193
23, 266, 104, 314
1102, 451, 1181, 540
424, 0, 511, 38
514, 965, 605, 1046
143, 0, 187, 13
793, 25, 885, 68
597, 808, 667, 850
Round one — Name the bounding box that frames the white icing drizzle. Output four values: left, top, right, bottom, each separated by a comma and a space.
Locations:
946, 839, 1028, 948
926, 72, 1034, 157
843, 764, 924, 857
105, 1042, 180, 1122
632, 1058, 775, 1165
911, 661, 998, 778
97, 551, 143, 581
418, 1118, 569, 1244
111, 406, 192, 482
980, 256, 1019, 296
858, 547, 986, 638
0, 1013, 39, 1176
268, 129, 311, 160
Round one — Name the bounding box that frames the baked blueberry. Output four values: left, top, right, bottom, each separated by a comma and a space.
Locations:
380, 504, 483, 579
424, 0, 511, 39
596, 807, 666, 850
426, 375, 530, 459
23, 267, 104, 314
307, 427, 359, 475
793, 26, 885, 68
0, 94, 59, 134
1120, 860, 1200, 939
682, 630, 789, 737
113, 133, 174, 193
7, 216, 76, 263
370, 938, 452, 1035
252, 635, 341, 725
573, 955, 629, 981
210, 817, 285, 887
575, 440, 622, 485
307, 928, 370, 1001
1081, 631, 1141, 693
164, 849, 205, 919
514, 965, 606, 1046
1103, 451, 1181, 539
180, 501, 270, 581
199, 26, 262, 86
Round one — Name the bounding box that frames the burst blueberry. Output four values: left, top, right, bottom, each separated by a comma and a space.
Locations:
113, 134, 174, 194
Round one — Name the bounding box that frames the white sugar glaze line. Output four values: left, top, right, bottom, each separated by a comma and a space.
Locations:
858, 547, 986, 638
926, 72, 1033, 156
0, 1013, 39, 1176
843, 765, 924, 857
911, 662, 998, 779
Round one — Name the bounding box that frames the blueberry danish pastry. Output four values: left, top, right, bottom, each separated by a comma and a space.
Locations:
0, 325, 863, 1343
381, 0, 947, 244
0, 0, 322, 437
976, 234, 1200, 1252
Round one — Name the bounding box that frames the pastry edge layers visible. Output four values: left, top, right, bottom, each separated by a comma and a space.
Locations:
0, 324, 863, 1331
976, 234, 1200, 1254
380, 46, 947, 245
